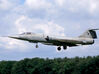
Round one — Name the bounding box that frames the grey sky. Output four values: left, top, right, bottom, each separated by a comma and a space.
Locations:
0, 0, 99, 60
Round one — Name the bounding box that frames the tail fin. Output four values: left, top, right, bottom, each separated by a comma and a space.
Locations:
79, 29, 99, 39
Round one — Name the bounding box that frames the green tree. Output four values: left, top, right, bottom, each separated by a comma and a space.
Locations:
0, 61, 16, 74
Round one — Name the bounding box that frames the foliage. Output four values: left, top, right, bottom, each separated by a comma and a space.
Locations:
0, 56, 99, 74
0, 61, 16, 74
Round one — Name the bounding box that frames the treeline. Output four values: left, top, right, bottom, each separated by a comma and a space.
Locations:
0, 56, 99, 74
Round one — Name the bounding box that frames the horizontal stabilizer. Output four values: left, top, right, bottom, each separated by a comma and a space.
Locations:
88, 29, 99, 30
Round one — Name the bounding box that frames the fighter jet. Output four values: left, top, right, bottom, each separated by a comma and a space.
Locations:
8, 29, 99, 51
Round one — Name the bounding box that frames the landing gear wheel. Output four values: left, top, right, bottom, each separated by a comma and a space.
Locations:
57, 47, 61, 51
63, 46, 67, 50
36, 44, 38, 48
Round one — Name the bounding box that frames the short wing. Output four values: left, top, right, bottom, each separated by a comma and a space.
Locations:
53, 38, 78, 47
44, 37, 79, 47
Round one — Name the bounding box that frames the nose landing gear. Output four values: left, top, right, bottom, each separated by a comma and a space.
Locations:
36, 43, 38, 48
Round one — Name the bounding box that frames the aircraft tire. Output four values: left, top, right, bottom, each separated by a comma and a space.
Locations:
36, 44, 38, 48
63, 46, 67, 50
57, 47, 61, 51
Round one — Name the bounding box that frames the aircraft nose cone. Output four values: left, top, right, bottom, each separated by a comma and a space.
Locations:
8, 35, 20, 39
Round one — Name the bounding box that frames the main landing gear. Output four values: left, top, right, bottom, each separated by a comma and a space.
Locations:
57, 46, 67, 51
57, 47, 61, 51
63, 46, 67, 50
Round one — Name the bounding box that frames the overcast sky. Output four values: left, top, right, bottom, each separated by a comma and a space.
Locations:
0, 0, 99, 61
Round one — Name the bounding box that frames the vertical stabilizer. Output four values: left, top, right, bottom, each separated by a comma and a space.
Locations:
79, 29, 99, 39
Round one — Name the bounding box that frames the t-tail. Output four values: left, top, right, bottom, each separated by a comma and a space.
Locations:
79, 29, 99, 39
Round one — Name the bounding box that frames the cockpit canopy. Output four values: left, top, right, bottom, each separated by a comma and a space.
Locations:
20, 32, 35, 35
